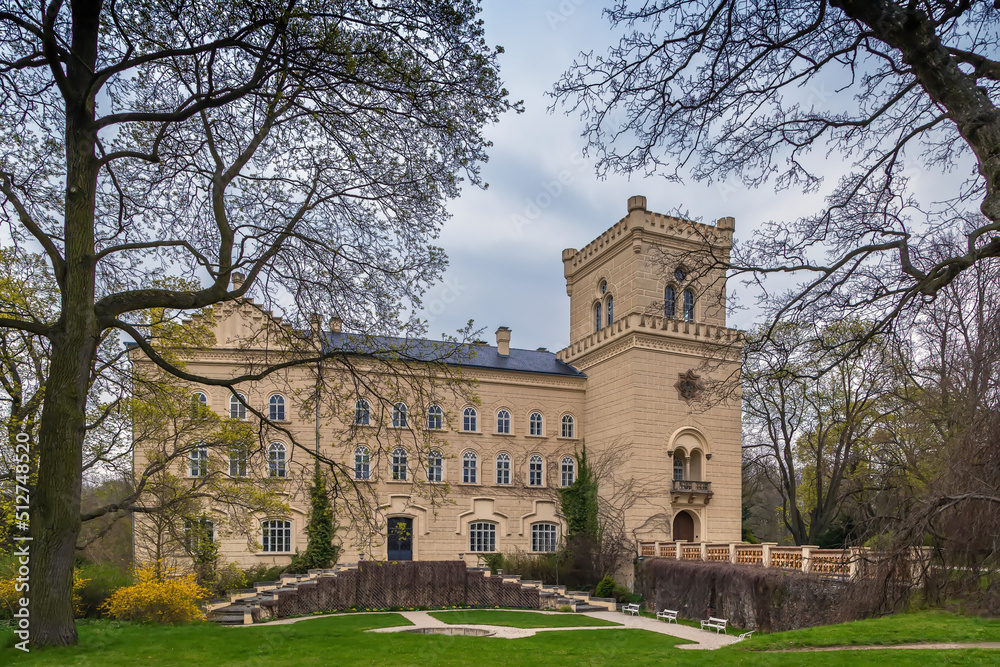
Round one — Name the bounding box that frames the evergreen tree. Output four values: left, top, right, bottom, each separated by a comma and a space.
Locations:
290, 464, 339, 572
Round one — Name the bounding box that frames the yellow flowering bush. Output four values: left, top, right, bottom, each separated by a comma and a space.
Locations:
73, 570, 90, 617
101, 562, 208, 624
0, 569, 87, 618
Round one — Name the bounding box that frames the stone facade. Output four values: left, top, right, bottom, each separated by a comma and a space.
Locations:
131, 196, 743, 569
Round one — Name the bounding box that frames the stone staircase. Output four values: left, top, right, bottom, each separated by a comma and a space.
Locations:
206, 565, 616, 626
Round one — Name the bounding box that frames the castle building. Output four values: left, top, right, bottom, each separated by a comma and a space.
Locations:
131, 196, 742, 568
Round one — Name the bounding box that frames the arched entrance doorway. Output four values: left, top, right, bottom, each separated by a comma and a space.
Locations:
673, 511, 695, 542
387, 517, 414, 560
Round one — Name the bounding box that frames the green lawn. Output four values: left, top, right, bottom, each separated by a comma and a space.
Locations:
0, 610, 998, 665
428, 609, 619, 628
742, 610, 1000, 651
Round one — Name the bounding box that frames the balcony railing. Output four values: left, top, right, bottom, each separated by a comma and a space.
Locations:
671, 479, 712, 494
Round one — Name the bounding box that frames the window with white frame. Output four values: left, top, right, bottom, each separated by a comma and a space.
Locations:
561, 456, 575, 487
268, 394, 286, 421
262, 519, 291, 553
496, 409, 510, 434
184, 518, 214, 553
528, 455, 543, 486
683, 289, 695, 321
391, 448, 408, 481
561, 414, 575, 439
355, 446, 371, 480
463, 407, 477, 432
392, 402, 408, 428
229, 448, 247, 477
673, 454, 685, 481
462, 451, 477, 484
191, 392, 208, 419
496, 453, 511, 485
354, 399, 370, 426
229, 393, 247, 420
427, 450, 443, 482
529, 412, 543, 436
427, 404, 443, 430
531, 523, 558, 553
468, 521, 497, 553
268, 442, 286, 478
189, 446, 208, 477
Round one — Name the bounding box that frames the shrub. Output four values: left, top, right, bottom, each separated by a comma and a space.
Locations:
101, 562, 208, 624
594, 576, 616, 598
75, 562, 133, 618
212, 562, 247, 596
0, 555, 90, 619
242, 563, 287, 586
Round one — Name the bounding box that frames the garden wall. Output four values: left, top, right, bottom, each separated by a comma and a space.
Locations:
635, 558, 861, 632
259, 561, 538, 620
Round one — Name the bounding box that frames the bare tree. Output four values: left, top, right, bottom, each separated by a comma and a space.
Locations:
553, 1, 1000, 356
0, 0, 515, 645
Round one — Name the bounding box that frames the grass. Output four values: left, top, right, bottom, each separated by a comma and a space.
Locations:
0, 609, 998, 665
742, 610, 1000, 651
428, 610, 620, 628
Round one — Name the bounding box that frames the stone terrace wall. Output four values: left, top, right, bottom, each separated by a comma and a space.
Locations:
261, 561, 538, 620
636, 558, 859, 632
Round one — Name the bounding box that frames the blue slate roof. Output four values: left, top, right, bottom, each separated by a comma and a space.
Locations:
323, 332, 585, 378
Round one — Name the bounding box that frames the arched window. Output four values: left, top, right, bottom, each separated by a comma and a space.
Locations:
268, 443, 286, 478
190, 392, 208, 419
184, 518, 214, 553
496, 409, 511, 434
462, 451, 478, 484
427, 450, 443, 482
529, 412, 543, 436
531, 523, 558, 553
229, 447, 247, 477
229, 393, 247, 420
354, 446, 371, 480
561, 456, 575, 487
391, 448, 408, 481
469, 521, 496, 553
354, 399, 370, 426
189, 446, 208, 477
606, 295, 614, 326
528, 455, 543, 486
673, 454, 685, 481
594, 302, 602, 332
496, 453, 511, 485
561, 414, 575, 439
463, 407, 477, 432
427, 404, 443, 430
268, 394, 286, 421
683, 289, 695, 321
393, 402, 408, 428
261, 519, 291, 553
665, 285, 676, 318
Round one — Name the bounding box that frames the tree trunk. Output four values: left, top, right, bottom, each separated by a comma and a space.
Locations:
31, 0, 103, 646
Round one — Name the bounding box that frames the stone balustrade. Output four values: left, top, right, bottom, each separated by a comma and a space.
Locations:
637, 541, 865, 580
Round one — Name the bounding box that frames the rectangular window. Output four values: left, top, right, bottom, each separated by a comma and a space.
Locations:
469, 522, 496, 553
189, 447, 208, 477
531, 523, 558, 553
262, 520, 291, 553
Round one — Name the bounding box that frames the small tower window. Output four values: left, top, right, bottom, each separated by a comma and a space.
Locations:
594, 302, 602, 332
605, 295, 614, 326
599, 280, 607, 295
665, 286, 676, 318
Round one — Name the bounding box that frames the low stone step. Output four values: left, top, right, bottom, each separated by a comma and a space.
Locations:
573, 604, 604, 613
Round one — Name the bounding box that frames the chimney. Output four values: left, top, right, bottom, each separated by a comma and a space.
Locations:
231, 272, 245, 289
495, 326, 511, 357
329, 316, 343, 333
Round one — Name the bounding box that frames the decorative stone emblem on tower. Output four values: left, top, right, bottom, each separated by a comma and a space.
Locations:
675, 370, 704, 401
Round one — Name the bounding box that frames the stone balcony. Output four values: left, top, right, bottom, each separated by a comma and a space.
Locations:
671, 479, 713, 505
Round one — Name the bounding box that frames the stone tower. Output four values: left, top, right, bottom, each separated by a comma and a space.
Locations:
557, 195, 743, 545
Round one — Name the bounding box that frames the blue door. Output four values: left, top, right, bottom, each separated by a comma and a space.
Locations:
387, 518, 413, 561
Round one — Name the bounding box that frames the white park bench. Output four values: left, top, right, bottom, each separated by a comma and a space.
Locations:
738, 631, 754, 640
700, 616, 728, 633
655, 609, 678, 623
621, 603, 640, 616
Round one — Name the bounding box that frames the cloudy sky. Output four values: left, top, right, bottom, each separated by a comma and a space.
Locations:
420, 0, 816, 353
